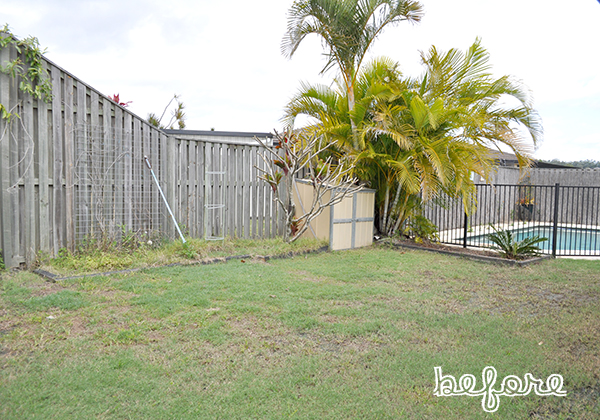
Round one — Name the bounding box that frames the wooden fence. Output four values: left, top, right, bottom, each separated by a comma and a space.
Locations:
167, 133, 284, 241
0, 43, 283, 268
483, 166, 600, 187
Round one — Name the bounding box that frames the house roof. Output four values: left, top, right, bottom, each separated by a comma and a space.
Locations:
163, 129, 273, 138
487, 149, 574, 169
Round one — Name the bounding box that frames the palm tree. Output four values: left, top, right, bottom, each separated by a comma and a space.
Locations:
282, 0, 423, 141
283, 40, 543, 236
283, 56, 400, 148
412, 39, 542, 166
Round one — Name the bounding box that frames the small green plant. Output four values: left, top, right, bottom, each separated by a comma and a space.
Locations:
406, 214, 439, 243
487, 227, 548, 260
119, 225, 151, 252
180, 242, 197, 259
0, 248, 5, 270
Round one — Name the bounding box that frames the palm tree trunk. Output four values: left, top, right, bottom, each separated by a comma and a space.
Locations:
391, 194, 410, 236
347, 80, 358, 146
385, 183, 402, 235
381, 184, 390, 235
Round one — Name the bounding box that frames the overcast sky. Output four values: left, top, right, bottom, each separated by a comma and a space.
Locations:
3, 0, 600, 161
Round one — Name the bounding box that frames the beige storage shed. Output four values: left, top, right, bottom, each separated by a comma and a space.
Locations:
293, 179, 375, 251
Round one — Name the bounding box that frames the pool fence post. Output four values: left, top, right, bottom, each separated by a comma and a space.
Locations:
463, 211, 468, 248
552, 183, 560, 257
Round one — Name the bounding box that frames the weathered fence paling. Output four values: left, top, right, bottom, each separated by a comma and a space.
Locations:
0, 44, 284, 268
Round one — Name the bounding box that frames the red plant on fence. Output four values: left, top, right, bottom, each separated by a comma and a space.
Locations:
109, 94, 132, 107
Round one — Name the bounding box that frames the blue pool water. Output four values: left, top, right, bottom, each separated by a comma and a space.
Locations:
467, 226, 600, 253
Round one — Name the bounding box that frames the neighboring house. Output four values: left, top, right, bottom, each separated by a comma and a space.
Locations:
164, 129, 274, 146
479, 150, 600, 186
487, 149, 573, 169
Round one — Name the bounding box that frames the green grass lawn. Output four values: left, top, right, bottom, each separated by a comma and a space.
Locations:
1, 245, 599, 419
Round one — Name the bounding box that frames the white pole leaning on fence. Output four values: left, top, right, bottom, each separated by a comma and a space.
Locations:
144, 156, 186, 244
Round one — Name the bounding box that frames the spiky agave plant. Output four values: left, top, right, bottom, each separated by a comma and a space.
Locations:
487, 228, 548, 260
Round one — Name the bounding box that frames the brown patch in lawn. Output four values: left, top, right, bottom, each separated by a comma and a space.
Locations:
319, 314, 342, 324
224, 315, 381, 360
552, 318, 600, 371
420, 273, 600, 318
25, 281, 66, 297
247, 256, 272, 265
90, 289, 137, 300
332, 335, 381, 354
328, 299, 365, 309
0, 308, 14, 330
226, 315, 284, 340
308, 333, 380, 354
529, 383, 600, 419
292, 270, 333, 283
146, 330, 165, 343
488, 285, 598, 318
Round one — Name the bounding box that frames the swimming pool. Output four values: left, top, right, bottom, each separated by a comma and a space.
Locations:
466, 226, 600, 253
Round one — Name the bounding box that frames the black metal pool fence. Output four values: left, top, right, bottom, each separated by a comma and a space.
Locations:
420, 183, 600, 257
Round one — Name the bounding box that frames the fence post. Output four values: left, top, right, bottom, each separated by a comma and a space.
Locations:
463, 211, 468, 248
552, 183, 560, 257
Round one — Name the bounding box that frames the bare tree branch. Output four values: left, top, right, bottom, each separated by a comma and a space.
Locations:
255, 130, 363, 242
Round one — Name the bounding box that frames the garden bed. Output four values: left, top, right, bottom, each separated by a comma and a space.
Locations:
33, 245, 330, 282
387, 238, 552, 266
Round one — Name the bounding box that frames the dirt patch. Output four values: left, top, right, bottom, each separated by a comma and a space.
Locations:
225, 315, 380, 359
0, 319, 17, 337
529, 383, 600, 419
312, 333, 378, 354
67, 316, 90, 338
292, 269, 333, 283
444, 283, 599, 319
319, 314, 343, 324
419, 270, 436, 277
25, 281, 66, 297
146, 330, 165, 343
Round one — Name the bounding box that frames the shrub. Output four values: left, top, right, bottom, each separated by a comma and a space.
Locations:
487, 228, 547, 260
406, 215, 439, 243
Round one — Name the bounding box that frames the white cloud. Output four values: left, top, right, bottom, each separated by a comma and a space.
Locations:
2, 0, 599, 159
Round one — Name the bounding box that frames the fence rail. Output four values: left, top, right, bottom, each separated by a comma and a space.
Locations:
0, 43, 283, 268
422, 184, 600, 257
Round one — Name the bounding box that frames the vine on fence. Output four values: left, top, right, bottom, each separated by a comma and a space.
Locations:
0, 25, 53, 194
0, 24, 53, 121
